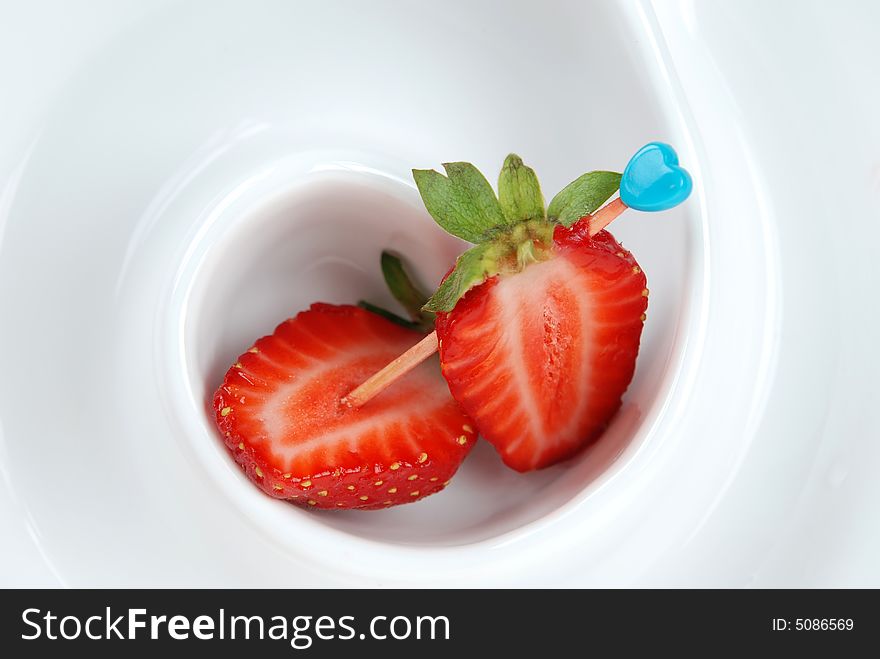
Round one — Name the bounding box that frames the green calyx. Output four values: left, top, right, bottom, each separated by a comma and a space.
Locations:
414, 154, 621, 313
422, 219, 554, 313
359, 252, 436, 332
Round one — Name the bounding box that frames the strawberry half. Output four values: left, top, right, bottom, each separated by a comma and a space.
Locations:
213, 302, 476, 510
435, 222, 647, 471
409, 154, 648, 471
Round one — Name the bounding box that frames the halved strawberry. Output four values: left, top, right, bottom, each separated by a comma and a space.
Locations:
399, 154, 652, 471
435, 221, 647, 471
214, 303, 476, 510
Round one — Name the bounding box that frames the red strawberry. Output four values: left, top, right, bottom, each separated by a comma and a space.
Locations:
214, 303, 476, 510
435, 221, 647, 471
396, 154, 653, 471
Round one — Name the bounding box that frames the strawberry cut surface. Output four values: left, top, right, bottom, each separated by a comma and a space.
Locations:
214, 303, 476, 510
435, 223, 647, 471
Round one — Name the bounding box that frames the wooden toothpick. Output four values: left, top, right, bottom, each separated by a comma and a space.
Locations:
343, 198, 630, 409
342, 331, 439, 408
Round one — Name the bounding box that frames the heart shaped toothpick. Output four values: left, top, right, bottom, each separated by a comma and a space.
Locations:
619, 142, 692, 212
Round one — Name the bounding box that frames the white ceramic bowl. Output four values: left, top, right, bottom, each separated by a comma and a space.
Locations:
1, 0, 878, 586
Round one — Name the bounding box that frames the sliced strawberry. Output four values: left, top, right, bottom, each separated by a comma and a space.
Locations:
214, 303, 475, 510
435, 221, 647, 471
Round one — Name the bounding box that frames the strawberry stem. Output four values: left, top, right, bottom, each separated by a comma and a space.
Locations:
343, 197, 629, 409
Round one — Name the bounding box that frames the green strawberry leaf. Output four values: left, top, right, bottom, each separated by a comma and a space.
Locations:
379, 251, 435, 329
547, 171, 621, 227
498, 154, 545, 223
357, 301, 426, 331
422, 241, 505, 313
359, 251, 435, 331
412, 162, 509, 242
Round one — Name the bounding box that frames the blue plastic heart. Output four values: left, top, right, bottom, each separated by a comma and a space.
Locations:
619, 142, 692, 212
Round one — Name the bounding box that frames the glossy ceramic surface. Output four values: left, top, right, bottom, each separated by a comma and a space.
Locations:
1, 0, 878, 586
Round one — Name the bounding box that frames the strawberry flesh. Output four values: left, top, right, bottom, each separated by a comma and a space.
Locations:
214, 303, 476, 509
435, 221, 647, 471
